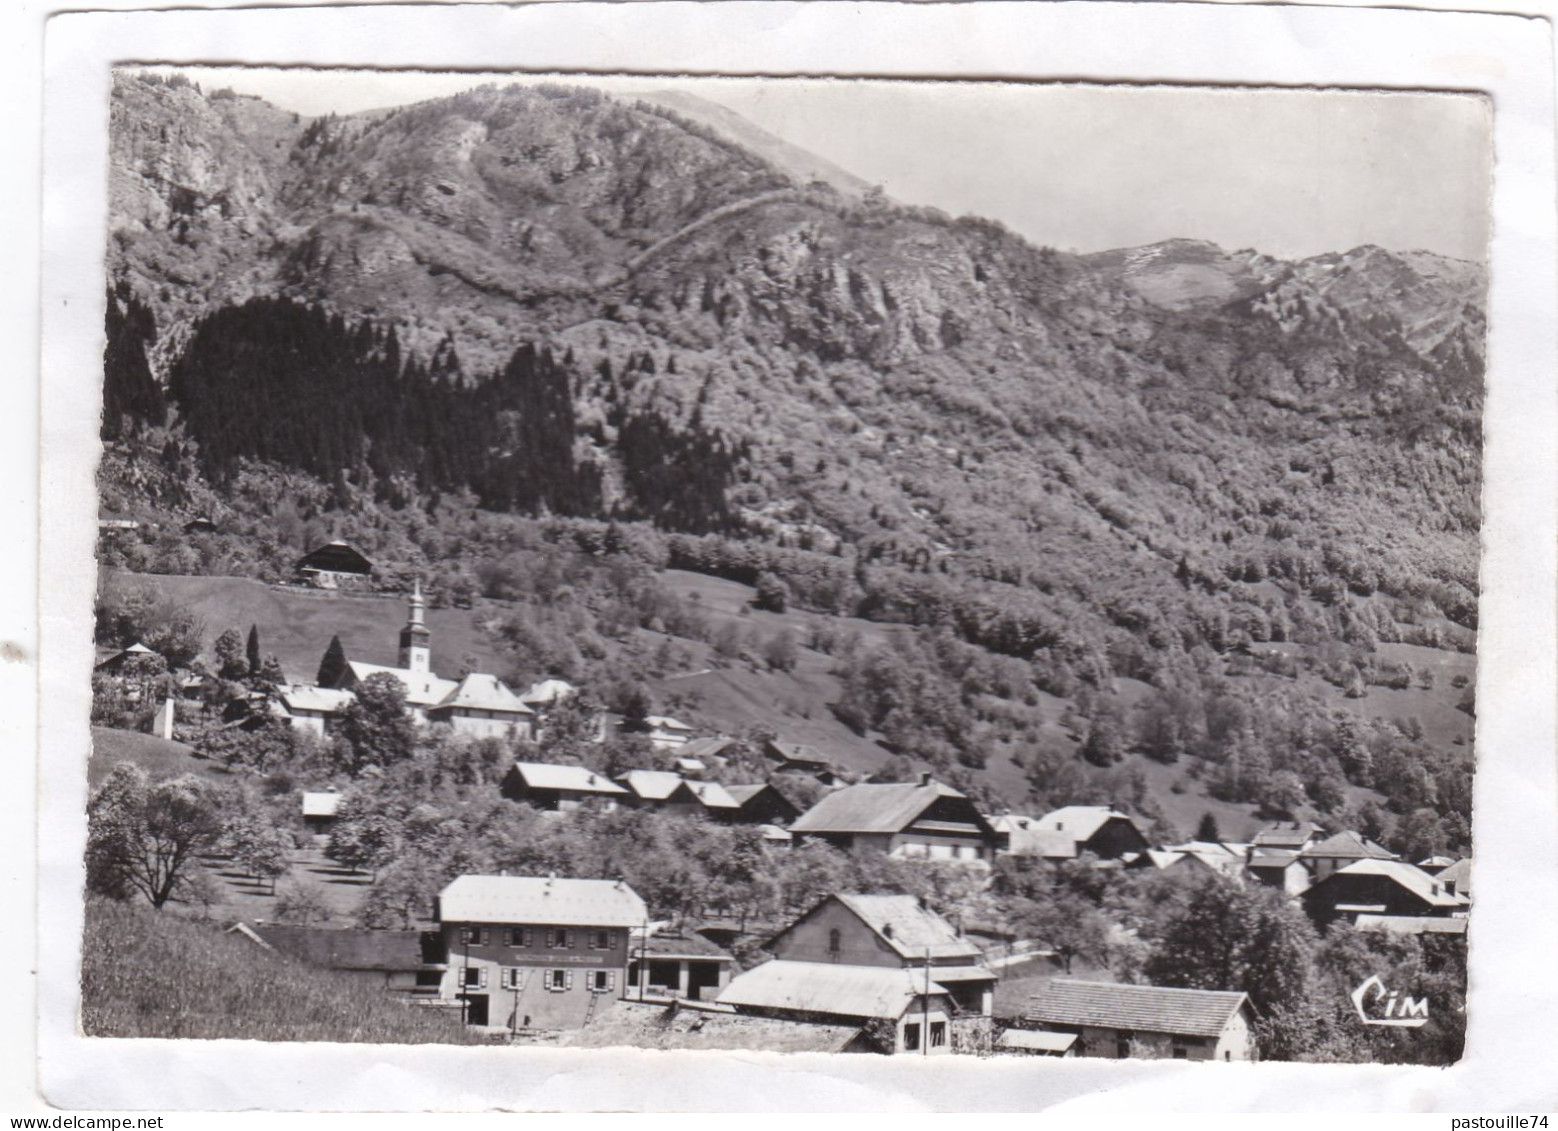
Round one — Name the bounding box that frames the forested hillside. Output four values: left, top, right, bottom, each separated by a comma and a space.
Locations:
99, 71, 1484, 855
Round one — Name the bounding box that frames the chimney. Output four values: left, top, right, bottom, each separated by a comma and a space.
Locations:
919, 771, 933, 787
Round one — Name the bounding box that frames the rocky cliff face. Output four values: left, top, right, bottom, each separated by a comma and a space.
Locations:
104, 72, 1486, 631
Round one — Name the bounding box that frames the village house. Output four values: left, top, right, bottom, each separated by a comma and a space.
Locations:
300, 790, 343, 834
1024, 980, 1259, 1061
717, 960, 960, 1055
1156, 840, 1248, 880
93, 641, 160, 675
625, 927, 735, 1002
1416, 855, 1456, 875
182, 515, 219, 535
1006, 806, 1150, 861
789, 775, 999, 863
1246, 848, 1312, 895
638, 715, 696, 750
1300, 858, 1470, 928
724, 782, 802, 827
1251, 820, 1325, 853
501, 761, 630, 811
294, 540, 374, 588
435, 875, 648, 1029
1298, 829, 1399, 882
275, 684, 357, 738
615, 770, 742, 820
763, 740, 843, 784
765, 893, 997, 1017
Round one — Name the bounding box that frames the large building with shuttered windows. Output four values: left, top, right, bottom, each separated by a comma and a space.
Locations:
434, 875, 648, 1030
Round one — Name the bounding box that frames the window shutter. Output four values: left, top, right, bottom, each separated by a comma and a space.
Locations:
478, 967, 488, 989
607, 971, 616, 992
524, 929, 534, 948
545, 929, 556, 949
565, 971, 575, 991
565, 930, 575, 949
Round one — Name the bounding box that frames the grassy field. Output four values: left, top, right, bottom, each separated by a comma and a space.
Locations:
102, 570, 507, 685
88, 725, 229, 790
81, 896, 478, 1044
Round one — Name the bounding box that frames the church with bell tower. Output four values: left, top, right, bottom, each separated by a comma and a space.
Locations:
278, 580, 538, 742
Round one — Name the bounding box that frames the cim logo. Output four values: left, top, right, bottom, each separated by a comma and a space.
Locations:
1351, 974, 1430, 1028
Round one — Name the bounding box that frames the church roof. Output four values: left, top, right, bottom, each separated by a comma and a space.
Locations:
346, 661, 458, 707
433, 673, 534, 715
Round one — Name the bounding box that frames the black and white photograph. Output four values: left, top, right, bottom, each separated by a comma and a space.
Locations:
84, 66, 1489, 1063
22, 0, 1558, 1115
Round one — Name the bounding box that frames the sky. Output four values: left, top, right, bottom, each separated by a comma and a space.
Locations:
139, 67, 1493, 262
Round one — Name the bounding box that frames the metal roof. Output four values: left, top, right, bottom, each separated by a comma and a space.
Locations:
347, 662, 459, 707
718, 960, 945, 1020
438, 875, 647, 927
790, 780, 975, 835
1327, 859, 1470, 909
1033, 806, 1129, 841
1300, 830, 1398, 861
1354, 914, 1469, 935
280, 684, 358, 714
830, 893, 983, 962
1252, 821, 1324, 848
1026, 980, 1251, 1039
1436, 858, 1473, 895
301, 791, 343, 818
618, 770, 686, 801
254, 925, 427, 971
434, 673, 534, 714
509, 762, 629, 795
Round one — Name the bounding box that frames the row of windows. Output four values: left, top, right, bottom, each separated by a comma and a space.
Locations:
902, 1021, 947, 1051
459, 927, 617, 950
897, 843, 984, 860
462, 966, 617, 993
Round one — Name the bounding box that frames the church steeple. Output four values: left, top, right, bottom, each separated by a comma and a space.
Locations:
399, 577, 431, 672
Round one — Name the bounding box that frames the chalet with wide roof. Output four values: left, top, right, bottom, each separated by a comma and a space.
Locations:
1298, 829, 1399, 882
724, 782, 801, 827
1024, 980, 1258, 1061
1300, 858, 1470, 927
249, 924, 443, 997
1436, 858, 1473, 900
501, 762, 629, 811
717, 960, 959, 1055
789, 775, 998, 863
615, 770, 741, 819
766, 892, 995, 1016
294, 540, 373, 588
435, 875, 647, 1029
1252, 820, 1325, 851
1007, 806, 1150, 860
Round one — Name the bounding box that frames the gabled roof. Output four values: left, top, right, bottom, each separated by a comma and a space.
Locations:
1436, 858, 1473, 896
433, 673, 534, 715
1253, 821, 1325, 848
279, 684, 357, 714
1033, 806, 1134, 842
725, 782, 788, 807
766, 740, 832, 767
790, 779, 983, 836
618, 770, 686, 801
824, 893, 983, 962
677, 780, 740, 810
1247, 849, 1303, 869
677, 737, 736, 762
346, 662, 459, 708
508, 762, 629, 796
718, 960, 946, 1020
644, 715, 694, 732
1325, 859, 1469, 909
1026, 980, 1252, 1039
1300, 830, 1398, 861
296, 540, 373, 574
632, 929, 734, 961
438, 875, 647, 927
301, 791, 343, 818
